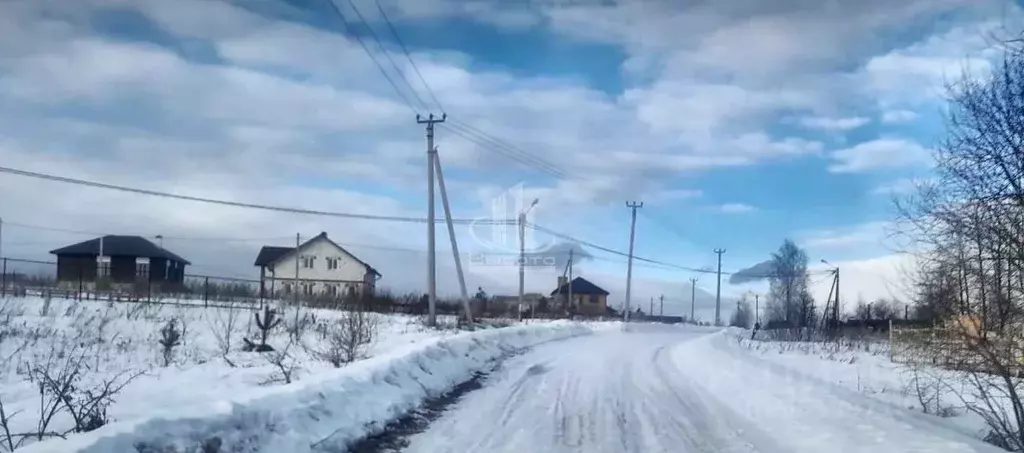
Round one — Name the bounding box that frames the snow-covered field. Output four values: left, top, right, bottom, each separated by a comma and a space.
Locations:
730, 328, 998, 447
0, 296, 605, 452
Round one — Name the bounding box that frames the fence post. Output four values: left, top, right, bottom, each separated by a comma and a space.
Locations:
204, 276, 209, 308
1, 257, 6, 298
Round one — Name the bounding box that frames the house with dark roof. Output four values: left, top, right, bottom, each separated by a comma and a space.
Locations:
50, 235, 190, 288
551, 276, 610, 316
254, 232, 381, 301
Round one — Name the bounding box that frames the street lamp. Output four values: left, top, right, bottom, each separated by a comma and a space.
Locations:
519, 198, 539, 319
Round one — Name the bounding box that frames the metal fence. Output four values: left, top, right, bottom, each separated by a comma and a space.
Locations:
889, 324, 1024, 375
0, 256, 265, 308
0, 257, 465, 315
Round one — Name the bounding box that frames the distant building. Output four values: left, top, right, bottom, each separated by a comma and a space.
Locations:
254, 232, 381, 300
49, 235, 190, 288
551, 276, 609, 317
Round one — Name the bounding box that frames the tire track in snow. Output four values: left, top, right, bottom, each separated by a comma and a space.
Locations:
399, 327, 769, 453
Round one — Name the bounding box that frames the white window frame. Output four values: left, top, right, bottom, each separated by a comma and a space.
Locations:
301, 256, 315, 269
325, 283, 339, 296
327, 257, 340, 270
97, 256, 111, 278
135, 257, 151, 280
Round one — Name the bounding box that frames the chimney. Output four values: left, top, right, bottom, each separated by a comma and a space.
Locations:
557, 275, 568, 289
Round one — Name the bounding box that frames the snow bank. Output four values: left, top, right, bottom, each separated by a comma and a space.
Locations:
18, 321, 594, 453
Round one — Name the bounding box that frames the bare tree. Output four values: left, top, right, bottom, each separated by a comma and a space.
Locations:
310, 309, 381, 367
894, 47, 1024, 449
207, 307, 242, 357
262, 337, 299, 385
765, 240, 813, 328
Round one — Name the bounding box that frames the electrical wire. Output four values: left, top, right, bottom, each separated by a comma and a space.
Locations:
376, 0, 445, 113
322, 0, 419, 114
0, 166, 515, 225
439, 121, 573, 180
0, 167, 824, 279
342, 0, 430, 112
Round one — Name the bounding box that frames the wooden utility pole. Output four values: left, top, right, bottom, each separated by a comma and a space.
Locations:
659, 294, 664, 318
418, 113, 446, 327
624, 201, 643, 321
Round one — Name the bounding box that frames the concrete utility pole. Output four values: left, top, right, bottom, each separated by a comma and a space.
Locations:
690, 277, 697, 323
294, 233, 300, 308
518, 198, 539, 321
418, 113, 446, 327
433, 151, 473, 323
834, 267, 840, 327
659, 294, 664, 318
755, 293, 760, 324
714, 248, 726, 326
568, 248, 574, 314
822, 259, 840, 330
624, 201, 643, 322
649, 296, 653, 317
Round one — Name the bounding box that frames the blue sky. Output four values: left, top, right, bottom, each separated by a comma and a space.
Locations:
0, 0, 1017, 317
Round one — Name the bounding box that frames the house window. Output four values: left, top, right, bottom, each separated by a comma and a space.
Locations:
97, 256, 111, 278
301, 256, 315, 269
136, 258, 150, 280
302, 282, 315, 296
590, 294, 600, 303
325, 284, 339, 296
327, 257, 340, 270
283, 283, 293, 295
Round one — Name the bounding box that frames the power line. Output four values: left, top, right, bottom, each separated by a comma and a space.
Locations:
322, 0, 570, 182
0, 166, 825, 280
0, 165, 515, 225
341, 0, 430, 112
2, 221, 295, 242
322, 0, 419, 114
376, 0, 444, 113
439, 121, 572, 180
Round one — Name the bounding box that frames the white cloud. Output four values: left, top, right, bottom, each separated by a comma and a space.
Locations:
718, 203, 756, 214
860, 20, 1006, 107
881, 110, 919, 124
798, 116, 870, 131
829, 138, 932, 173
799, 221, 892, 251
807, 254, 918, 306
872, 177, 931, 196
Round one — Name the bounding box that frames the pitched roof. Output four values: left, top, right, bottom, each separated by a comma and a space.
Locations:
49, 235, 191, 265
550, 277, 609, 296
253, 246, 292, 266
253, 232, 381, 277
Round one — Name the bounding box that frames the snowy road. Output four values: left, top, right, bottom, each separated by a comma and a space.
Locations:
400, 325, 1003, 453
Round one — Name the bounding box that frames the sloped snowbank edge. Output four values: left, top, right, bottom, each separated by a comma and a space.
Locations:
20, 321, 594, 453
